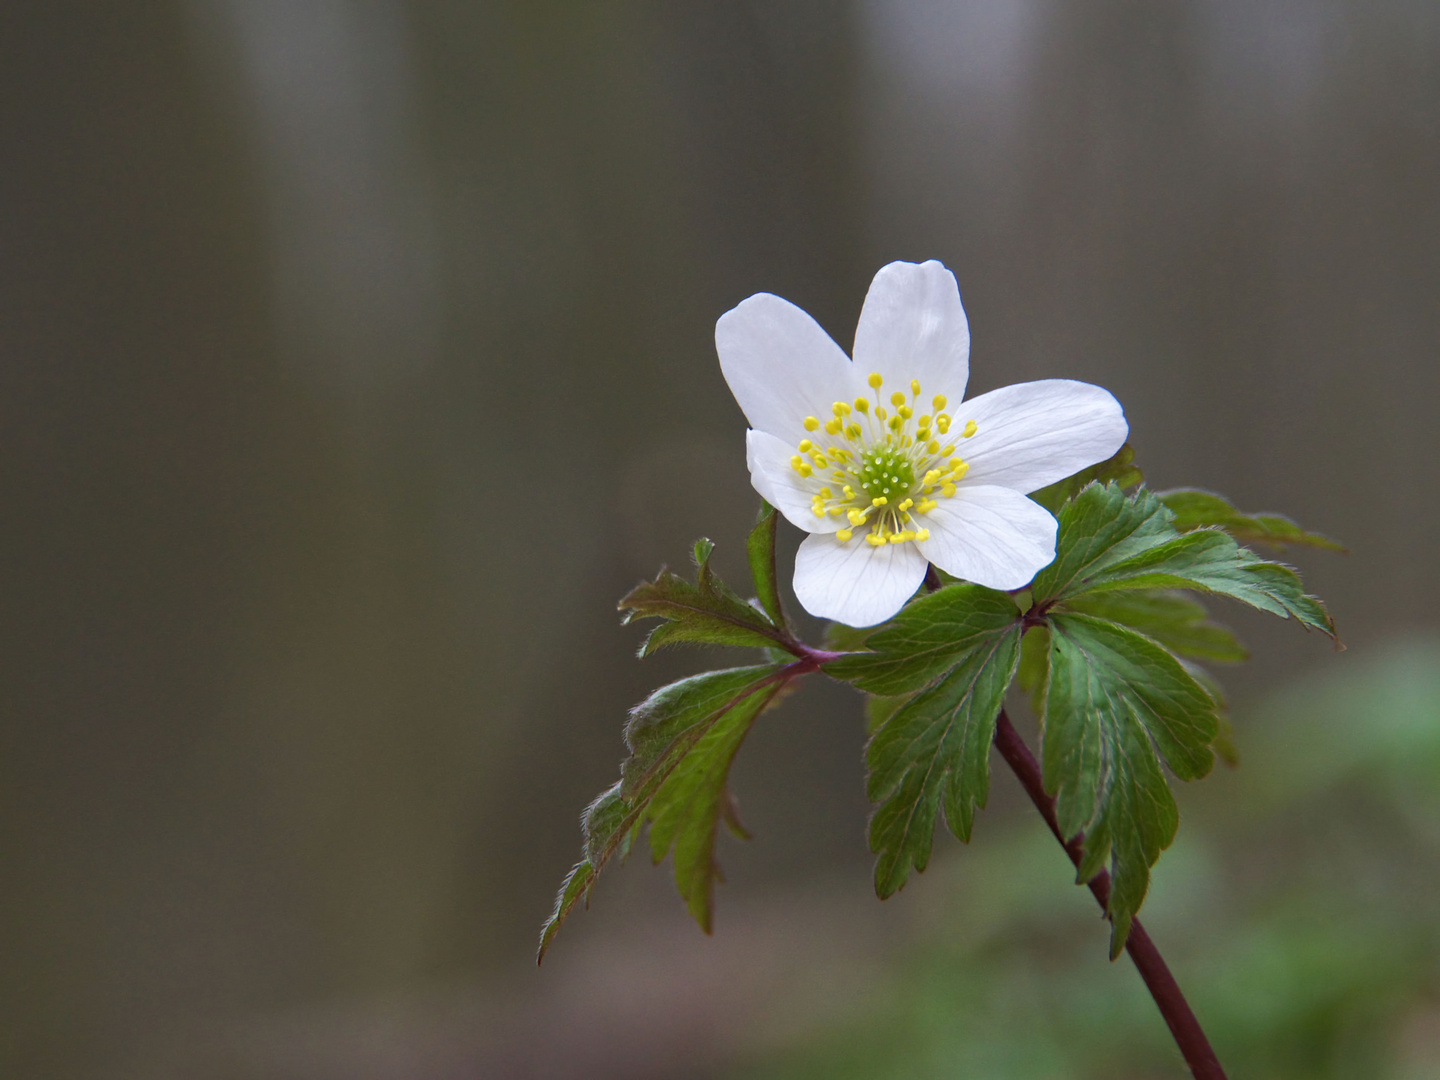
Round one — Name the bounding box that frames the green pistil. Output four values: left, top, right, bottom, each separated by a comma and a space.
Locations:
859, 446, 915, 502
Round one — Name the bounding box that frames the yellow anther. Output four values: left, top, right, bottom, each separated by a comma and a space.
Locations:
936, 414, 952, 434
942, 482, 956, 497
819, 487, 833, 498
829, 506, 844, 516
824, 418, 843, 435
847, 509, 866, 525
888, 416, 902, 431
812, 452, 828, 468
928, 440, 941, 454
791, 455, 804, 472
804, 416, 820, 431
853, 397, 869, 414
845, 424, 862, 441
872, 496, 888, 506
916, 529, 930, 542
890, 391, 906, 408
812, 505, 825, 518
940, 445, 955, 457
798, 439, 813, 452
868, 372, 884, 389
952, 461, 970, 480
898, 498, 913, 511
916, 430, 930, 443
916, 499, 937, 513
932, 395, 947, 411
910, 379, 921, 396
898, 405, 913, 419
831, 470, 846, 480
888, 531, 910, 544
900, 512, 912, 523
875, 405, 888, 421
962, 419, 978, 438
918, 415, 932, 429
866, 532, 886, 546
798, 462, 813, 477
836, 529, 853, 542
833, 400, 852, 416
923, 469, 941, 483
842, 485, 855, 497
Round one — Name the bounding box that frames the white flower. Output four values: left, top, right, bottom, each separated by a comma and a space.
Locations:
716, 259, 1128, 627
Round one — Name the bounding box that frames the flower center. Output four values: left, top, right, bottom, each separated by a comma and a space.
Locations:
789, 373, 978, 547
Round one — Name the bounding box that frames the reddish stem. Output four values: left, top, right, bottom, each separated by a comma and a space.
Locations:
993, 710, 1227, 1080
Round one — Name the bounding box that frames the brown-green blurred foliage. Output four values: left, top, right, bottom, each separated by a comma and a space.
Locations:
0, 2, 1435, 1076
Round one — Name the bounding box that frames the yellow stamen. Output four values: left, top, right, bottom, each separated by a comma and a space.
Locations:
952, 462, 970, 480
836, 528, 853, 542
853, 397, 869, 414
916, 499, 937, 513
872, 496, 887, 506
824, 418, 843, 435
829, 506, 844, 516
942, 482, 956, 497
798, 463, 813, 477
890, 391, 906, 408
811, 451, 828, 467
804, 416, 820, 431
898, 498, 913, 511
842, 485, 855, 498
936, 414, 951, 434
888, 416, 902, 431
847, 509, 866, 525
910, 379, 921, 396
875, 405, 888, 421
812, 506, 825, 518
819, 487, 833, 498
845, 424, 862, 441
962, 419, 978, 438
898, 405, 913, 419
916, 528, 930, 541
868, 372, 883, 389
798, 439, 813, 452
932, 395, 947, 411
939, 445, 955, 457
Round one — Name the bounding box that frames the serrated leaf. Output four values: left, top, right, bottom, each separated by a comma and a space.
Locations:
746, 501, 785, 627
631, 666, 784, 929
537, 859, 597, 963
620, 539, 797, 657
1043, 613, 1219, 956
866, 623, 1022, 897
1064, 590, 1248, 664
824, 583, 1021, 696
1033, 483, 1335, 639
1158, 488, 1345, 551
1031, 443, 1143, 513
539, 663, 786, 958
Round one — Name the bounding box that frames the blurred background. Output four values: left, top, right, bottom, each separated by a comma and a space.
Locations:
2, 2, 1438, 1076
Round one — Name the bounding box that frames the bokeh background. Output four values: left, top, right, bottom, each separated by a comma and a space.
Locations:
3, 2, 1439, 1076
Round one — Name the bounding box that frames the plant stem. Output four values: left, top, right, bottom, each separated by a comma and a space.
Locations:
992, 709, 1227, 1080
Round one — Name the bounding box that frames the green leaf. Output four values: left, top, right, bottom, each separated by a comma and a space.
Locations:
746, 501, 786, 627
824, 583, 1022, 696
620, 539, 797, 657
626, 665, 785, 929
866, 622, 1022, 896
1033, 484, 1335, 639
1158, 488, 1345, 551
1016, 624, 1051, 715
864, 693, 911, 735
538, 663, 787, 959
1064, 590, 1248, 664
1043, 613, 1219, 956
1031, 443, 1143, 513
537, 859, 596, 964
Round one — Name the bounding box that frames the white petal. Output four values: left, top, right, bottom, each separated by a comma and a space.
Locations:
851, 260, 969, 406
716, 292, 854, 441
793, 531, 929, 627
918, 485, 1058, 591
951, 380, 1127, 492
746, 429, 844, 534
